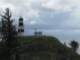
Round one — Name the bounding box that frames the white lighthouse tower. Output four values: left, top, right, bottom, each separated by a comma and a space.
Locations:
18, 17, 24, 36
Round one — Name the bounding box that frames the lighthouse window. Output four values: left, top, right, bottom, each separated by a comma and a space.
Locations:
18, 29, 24, 32
18, 29, 20, 32
21, 29, 24, 32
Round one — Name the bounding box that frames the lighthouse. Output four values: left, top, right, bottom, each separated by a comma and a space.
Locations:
18, 17, 24, 36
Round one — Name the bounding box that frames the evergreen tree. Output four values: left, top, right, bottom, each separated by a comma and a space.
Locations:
69, 40, 79, 60
1, 8, 18, 60
70, 40, 79, 52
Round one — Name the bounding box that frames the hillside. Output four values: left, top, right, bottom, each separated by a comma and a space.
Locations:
17, 36, 80, 60
18, 36, 61, 46
0, 36, 80, 60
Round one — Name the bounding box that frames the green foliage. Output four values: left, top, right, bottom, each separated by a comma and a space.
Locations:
70, 40, 79, 52
18, 36, 80, 60
18, 36, 61, 46
1, 8, 18, 48
1, 8, 18, 60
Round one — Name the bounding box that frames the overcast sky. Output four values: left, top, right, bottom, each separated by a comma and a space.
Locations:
1, 0, 80, 52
